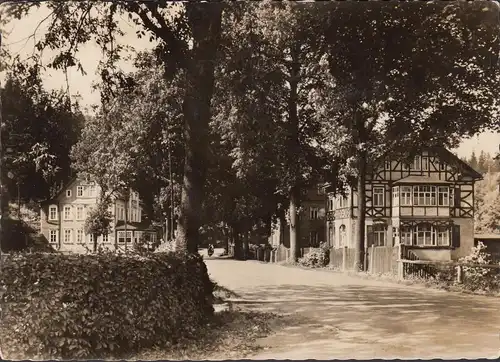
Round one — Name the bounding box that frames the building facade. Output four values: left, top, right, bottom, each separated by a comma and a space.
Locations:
40, 178, 157, 253
326, 147, 482, 261
269, 184, 327, 250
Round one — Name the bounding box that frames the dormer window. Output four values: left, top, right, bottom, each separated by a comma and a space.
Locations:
77, 186, 84, 197
66, 190, 71, 197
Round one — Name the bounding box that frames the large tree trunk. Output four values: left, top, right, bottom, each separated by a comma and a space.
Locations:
233, 229, 243, 260
287, 47, 301, 263
243, 230, 250, 260
289, 189, 299, 262
175, 4, 223, 254
355, 150, 367, 271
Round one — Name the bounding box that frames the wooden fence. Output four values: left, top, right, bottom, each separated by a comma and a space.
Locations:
400, 258, 500, 284
366, 246, 398, 275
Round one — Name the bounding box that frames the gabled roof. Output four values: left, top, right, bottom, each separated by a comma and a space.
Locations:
40, 176, 78, 205
430, 146, 482, 180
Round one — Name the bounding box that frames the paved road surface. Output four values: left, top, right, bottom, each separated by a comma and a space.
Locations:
205, 259, 500, 360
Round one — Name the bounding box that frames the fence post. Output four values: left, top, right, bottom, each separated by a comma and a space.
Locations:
342, 246, 347, 271
370, 245, 375, 274
397, 244, 404, 280
456, 265, 463, 284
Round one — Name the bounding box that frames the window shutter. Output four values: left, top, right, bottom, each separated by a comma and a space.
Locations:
451, 225, 460, 248
366, 225, 374, 247
454, 187, 461, 207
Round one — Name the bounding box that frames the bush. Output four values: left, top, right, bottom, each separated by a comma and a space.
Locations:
459, 242, 500, 292
297, 243, 330, 268
0, 252, 214, 360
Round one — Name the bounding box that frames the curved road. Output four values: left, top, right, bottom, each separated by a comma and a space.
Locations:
205, 259, 500, 360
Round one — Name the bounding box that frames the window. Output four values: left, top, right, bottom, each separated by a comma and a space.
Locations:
438, 186, 449, 206
77, 229, 83, 243
118, 231, 132, 243
89, 185, 97, 197
400, 226, 412, 245
413, 185, 436, 206
66, 190, 72, 197
338, 196, 348, 208
49, 230, 58, 244
450, 187, 455, 207
372, 224, 386, 246
400, 186, 412, 206
411, 156, 421, 170
310, 207, 319, 220
309, 231, 319, 247
385, 160, 391, 170
339, 225, 346, 247
328, 197, 334, 211
77, 186, 84, 197
372, 187, 385, 207
436, 226, 450, 246
328, 225, 334, 247
88, 234, 94, 243
440, 162, 446, 171
422, 157, 429, 171
415, 224, 433, 246
63, 206, 72, 220
76, 206, 84, 220
102, 234, 109, 243
63, 229, 73, 244
392, 187, 399, 206
49, 205, 58, 221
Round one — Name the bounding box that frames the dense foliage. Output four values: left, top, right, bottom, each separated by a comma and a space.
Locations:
473, 171, 500, 234
461, 151, 500, 174
1, 65, 83, 203
0, 252, 214, 359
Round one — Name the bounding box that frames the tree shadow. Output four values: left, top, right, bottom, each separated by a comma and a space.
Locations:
224, 283, 500, 357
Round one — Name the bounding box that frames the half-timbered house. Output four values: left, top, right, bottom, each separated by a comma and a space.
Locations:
326, 147, 482, 261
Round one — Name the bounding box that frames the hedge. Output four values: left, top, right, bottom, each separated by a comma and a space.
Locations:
0, 252, 214, 360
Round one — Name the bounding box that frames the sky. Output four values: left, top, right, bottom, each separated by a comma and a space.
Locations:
1, 4, 499, 159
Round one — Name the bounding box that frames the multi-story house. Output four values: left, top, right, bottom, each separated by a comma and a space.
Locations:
326, 147, 482, 261
269, 184, 327, 253
40, 178, 158, 253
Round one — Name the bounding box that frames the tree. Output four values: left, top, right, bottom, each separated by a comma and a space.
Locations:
214, 2, 343, 261
313, 1, 500, 270
469, 151, 479, 171
474, 171, 500, 234
1, 62, 83, 203
478, 150, 488, 174
84, 201, 113, 252
7, 1, 224, 254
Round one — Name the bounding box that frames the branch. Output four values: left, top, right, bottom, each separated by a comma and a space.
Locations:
126, 2, 188, 63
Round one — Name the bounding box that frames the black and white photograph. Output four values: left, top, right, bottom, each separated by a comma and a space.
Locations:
0, 0, 500, 359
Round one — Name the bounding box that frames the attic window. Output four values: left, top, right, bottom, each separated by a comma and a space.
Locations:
66, 190, 71, 197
